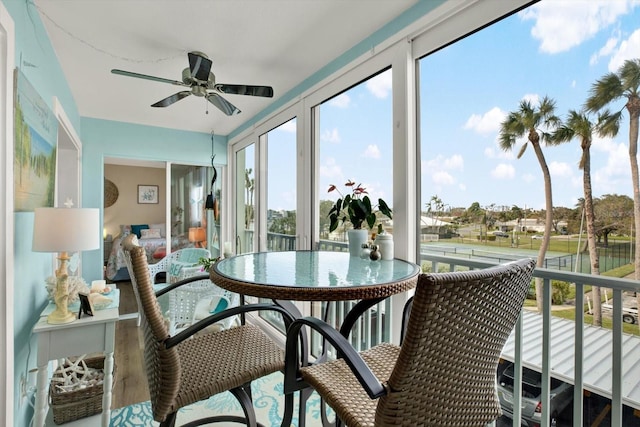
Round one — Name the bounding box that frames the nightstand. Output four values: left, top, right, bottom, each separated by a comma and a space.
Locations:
32, 292, 120, 427
103, 239, 113, 264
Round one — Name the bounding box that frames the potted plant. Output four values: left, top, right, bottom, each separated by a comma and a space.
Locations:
327, 180, 392, 256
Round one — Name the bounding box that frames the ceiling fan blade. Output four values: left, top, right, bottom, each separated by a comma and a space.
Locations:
206, 93, 241, 116
188, 51, 213, 82
151, 91, 192, 107
111, 69, 187, 87
215, 84, 274, 98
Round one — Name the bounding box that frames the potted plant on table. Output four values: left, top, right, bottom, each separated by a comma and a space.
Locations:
327, 180, 392, 256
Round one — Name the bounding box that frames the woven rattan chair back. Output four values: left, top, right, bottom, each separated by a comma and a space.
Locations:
375, 258, 536, 426
125, 242, 180, 421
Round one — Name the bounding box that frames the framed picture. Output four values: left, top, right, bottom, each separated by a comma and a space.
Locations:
138, 185, 159, 204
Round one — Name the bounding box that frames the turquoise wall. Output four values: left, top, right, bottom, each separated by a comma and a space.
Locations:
3, 1, 225, 425
3, 0, 80, 424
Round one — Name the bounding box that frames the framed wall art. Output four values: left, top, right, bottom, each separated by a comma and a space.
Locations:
138, 185, 159, 204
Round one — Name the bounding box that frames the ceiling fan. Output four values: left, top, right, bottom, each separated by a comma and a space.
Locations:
111, 51, 273, 116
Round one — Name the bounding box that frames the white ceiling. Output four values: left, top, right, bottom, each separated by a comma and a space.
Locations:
34, 0, 418, 136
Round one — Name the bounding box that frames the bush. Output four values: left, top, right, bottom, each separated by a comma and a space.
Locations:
526, 280, 572, 304
552, 280, 571, 305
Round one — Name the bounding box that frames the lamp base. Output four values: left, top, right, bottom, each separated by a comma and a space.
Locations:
48, 272, 76, 324
47, 308, 76, 324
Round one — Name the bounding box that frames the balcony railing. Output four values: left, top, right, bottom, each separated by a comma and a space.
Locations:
264, 233, 640, 426
421, 253, 640, 427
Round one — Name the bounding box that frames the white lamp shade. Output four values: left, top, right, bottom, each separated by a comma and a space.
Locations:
33, 208, 100, 253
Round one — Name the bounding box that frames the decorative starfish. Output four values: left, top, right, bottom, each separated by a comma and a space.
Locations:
63, 198, 74, 208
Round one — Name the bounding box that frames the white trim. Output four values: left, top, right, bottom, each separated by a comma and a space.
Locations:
0, 3, 15, 424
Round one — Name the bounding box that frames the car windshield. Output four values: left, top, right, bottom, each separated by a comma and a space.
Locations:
500, 363, 568, 398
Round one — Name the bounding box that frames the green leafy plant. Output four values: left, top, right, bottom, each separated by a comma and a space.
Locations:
198, 256, 220, 272
327, 180, 392, 232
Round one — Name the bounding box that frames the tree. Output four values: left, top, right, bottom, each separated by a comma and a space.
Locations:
593, 194, 634, 245
499, 96, 561, 312
585, 58, 640, 330
552, 109, 618, 326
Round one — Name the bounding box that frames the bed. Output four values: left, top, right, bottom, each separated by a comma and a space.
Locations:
105, 223, 192, 281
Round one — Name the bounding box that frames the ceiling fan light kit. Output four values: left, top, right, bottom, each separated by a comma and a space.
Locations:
111, 51, 273, 116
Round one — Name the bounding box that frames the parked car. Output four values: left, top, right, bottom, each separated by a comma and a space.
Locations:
493, 231, 510, 238
496, 360, 573, 427
532, 235, 543, 240
601, 303, 638, 325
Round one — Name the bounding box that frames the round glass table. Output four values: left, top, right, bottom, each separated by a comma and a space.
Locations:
210, 250, 420, 302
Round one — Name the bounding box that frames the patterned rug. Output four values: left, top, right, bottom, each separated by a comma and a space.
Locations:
110, 372, 327, 426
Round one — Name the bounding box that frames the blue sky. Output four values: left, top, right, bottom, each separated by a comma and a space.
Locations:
267, 0, 640, 213
421, 0, 640, 211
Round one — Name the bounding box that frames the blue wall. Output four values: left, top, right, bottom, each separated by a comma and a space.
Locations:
3, 1, 225, 425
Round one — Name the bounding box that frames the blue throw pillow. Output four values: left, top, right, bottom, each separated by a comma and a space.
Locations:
131, 224, 149, 238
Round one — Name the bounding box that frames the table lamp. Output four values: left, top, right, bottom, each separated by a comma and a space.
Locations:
33, 205, 100, 324
188, 226, 206, 248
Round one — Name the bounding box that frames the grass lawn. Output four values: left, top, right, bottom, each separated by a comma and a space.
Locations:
524, 262, 639, 336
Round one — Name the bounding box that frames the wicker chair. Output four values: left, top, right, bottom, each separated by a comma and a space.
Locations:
123, 235, 236, 334
123, 239, 294, 427
148, 247, 211, 285
283, 258, 536, 427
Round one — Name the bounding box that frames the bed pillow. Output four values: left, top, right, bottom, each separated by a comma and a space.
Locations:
131, 224, 149, 239
140, 228, 162, 239
149, 223, 166, 237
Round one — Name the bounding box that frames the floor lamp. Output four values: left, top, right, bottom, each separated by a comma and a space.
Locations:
33, 206, 100, 324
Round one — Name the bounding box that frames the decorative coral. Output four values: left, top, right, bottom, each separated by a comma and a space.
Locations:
45, 275, 90, 304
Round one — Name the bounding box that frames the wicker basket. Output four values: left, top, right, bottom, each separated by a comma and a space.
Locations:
49, 356, 113, 424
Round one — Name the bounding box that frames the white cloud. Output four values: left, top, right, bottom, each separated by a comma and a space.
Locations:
522, 173, 536, 183
522, 93, 540, 105
329, 93, 351, 108
321, 128, 341, 143
363, 144, 381, 159
366, 70, 392, 99
593, 137, 630, 179
608, 28, 640, 71
464, 107, 506, 135
422, 154, 464, 187
432, 171, 455, 185
520, 0, 636, 54
590, 36, 620, 65
458, 183, 467, 191
490, 163, 515, 179
548, 161, 573, 177
319, 157, 342, 180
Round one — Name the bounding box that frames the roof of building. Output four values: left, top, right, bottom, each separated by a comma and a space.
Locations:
501, 310, 640, 409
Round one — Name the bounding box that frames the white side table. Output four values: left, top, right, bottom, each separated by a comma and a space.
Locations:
32, 298, 119, 427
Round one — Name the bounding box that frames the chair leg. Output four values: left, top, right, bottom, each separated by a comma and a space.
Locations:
160, 412, 178, 427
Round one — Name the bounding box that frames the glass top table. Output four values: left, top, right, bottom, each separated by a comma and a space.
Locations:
210, 250, 420, 301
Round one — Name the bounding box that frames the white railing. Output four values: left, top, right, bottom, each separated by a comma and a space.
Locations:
421, 253, 640, 427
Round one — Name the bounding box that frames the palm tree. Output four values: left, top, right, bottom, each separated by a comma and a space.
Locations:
499, 96, 561, 313
585, 58, 640, 328
551, 109, 619, 326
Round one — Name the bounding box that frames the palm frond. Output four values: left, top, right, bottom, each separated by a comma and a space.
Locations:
585, 73, 623, 112
619, 58, 640, 92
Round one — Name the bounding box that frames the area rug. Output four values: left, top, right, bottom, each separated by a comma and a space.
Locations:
110, 372, 327, 426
